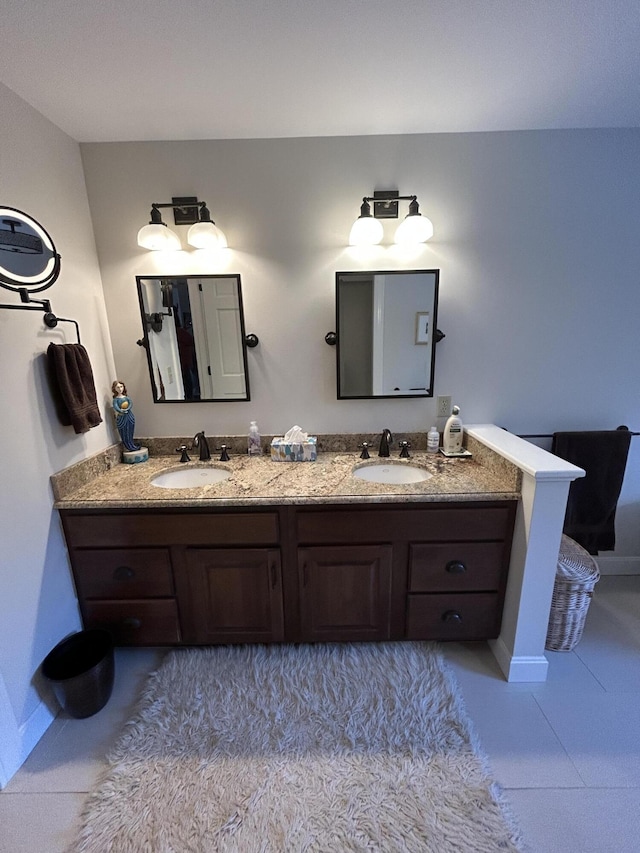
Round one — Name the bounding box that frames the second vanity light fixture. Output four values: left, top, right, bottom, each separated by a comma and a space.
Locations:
349, 190, 434, 246
137, 197, 227, 251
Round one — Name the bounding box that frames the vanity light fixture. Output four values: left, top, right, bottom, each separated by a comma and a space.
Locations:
137, 197, 228, 251
349, 190, 433, 246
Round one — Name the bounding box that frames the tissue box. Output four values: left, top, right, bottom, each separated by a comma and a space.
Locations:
270, 436, 317, 462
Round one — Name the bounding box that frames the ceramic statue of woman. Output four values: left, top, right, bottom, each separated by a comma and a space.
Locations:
111, 380, 140, 452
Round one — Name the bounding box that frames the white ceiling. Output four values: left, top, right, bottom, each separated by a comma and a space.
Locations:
1, 1, 639, 143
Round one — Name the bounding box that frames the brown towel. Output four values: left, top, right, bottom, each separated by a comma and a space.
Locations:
552, 430, 631, 554
47, 343, 103, 434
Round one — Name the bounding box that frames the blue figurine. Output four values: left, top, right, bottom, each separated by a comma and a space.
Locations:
111, 380, 140, 451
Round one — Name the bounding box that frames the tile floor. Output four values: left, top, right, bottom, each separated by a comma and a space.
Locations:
1, 575, 639, 853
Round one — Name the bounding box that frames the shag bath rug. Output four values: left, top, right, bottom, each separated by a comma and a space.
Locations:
71, 643, 526, 853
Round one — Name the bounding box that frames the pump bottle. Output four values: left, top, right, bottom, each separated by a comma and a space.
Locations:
248, 421, 262, 455
443, 405, 463, 454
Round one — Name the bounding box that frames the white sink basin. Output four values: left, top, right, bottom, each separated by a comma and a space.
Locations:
353, 463, 432, 485
151, 467, 231, 488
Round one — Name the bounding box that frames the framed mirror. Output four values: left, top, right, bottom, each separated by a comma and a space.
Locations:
136, 274, 251, 402
334, 269, 439, 399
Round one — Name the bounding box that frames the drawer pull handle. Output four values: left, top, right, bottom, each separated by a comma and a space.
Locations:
302, 563, 308, 587
270, 563, 277, 589
445, 560, 467, 574
123, 617, 142, 629
114, 566, 135, 581
442, 610, 462, 624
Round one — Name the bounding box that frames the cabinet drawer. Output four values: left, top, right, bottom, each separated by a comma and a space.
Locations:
409, 542, 507, 592
296, 504, 513, 544
72, 549, 173, 599
63, 512, 279, 547
82, 600, 181, 645
406, 593, 503, 640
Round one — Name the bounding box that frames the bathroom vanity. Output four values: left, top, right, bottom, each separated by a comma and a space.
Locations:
59, 500, 516, 647
52, 426, 585, 681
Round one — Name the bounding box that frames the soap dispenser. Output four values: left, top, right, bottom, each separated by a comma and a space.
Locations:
248, 421, 262, 456
443, 406, 463, 454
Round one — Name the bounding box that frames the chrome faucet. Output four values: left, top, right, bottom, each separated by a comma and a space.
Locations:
378, 428, 393, 457
193, 431, 211, 461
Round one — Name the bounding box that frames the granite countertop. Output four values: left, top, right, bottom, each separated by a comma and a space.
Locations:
52, 435, 521, 509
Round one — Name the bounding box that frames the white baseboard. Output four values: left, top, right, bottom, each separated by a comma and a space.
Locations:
0, 698, 56, 789
489, 636, 549, 682
595, 556, 640, 576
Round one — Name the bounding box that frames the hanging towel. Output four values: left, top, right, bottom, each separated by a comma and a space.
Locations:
552, 430, 631, 554
47, 343, 103, 434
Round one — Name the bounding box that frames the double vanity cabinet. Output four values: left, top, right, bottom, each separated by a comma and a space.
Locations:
59, 498, 516, 647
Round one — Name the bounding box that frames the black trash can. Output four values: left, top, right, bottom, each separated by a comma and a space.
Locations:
42, 629, 115, 718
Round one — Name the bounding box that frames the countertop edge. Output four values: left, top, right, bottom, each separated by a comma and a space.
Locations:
54, 490, 521, 511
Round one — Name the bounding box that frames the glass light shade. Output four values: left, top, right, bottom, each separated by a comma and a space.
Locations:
187, 221, 228, 249
137, 223, 181, 251
394, 213, 434, 245
349, 215, 384, 246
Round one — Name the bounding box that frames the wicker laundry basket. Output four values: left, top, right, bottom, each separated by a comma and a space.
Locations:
545, 534, 600, 652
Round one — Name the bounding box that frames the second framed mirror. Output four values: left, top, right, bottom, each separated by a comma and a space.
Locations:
334, 269, 440, 399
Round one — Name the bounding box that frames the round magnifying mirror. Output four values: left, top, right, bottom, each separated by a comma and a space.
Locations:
0, 206, 61, 293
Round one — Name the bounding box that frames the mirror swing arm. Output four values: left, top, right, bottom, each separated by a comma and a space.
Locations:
0, 289, 82, 344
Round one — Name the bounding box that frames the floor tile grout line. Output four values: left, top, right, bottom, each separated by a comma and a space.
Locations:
503, 784, 640, 791
572, 647, 612, 692
530, 692, 591, 788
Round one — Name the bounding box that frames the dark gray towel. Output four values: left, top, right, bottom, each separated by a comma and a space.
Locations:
552, 430, 631, 554
47, 343, 103, 434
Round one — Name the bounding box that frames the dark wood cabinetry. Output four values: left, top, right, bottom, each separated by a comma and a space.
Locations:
179, 548, 284, 644
298, 545, 392, 642
60, 500, 516, 647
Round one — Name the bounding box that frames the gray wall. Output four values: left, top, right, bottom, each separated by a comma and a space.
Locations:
81, 129, 640, 566
0, 83, 117, 784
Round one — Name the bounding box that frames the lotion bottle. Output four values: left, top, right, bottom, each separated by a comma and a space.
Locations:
248, 421, 262, 455
443, 405, 463, 454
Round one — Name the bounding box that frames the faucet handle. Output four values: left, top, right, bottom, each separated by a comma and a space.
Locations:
176, 445, 191, 463
218, 445, 230, 462
359, 442, 370, 460
399, 440, 411, 459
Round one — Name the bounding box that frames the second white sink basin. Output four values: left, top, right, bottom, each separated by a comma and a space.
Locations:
151, 467, 231, 488
353, 463, 432, 485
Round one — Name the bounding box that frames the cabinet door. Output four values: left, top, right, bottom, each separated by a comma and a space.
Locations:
182, 548, 284, 644
298, 545, 392, 642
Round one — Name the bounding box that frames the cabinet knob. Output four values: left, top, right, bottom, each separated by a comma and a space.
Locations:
114, 565, 135, 580
441, 610, 463, 624
445, 560, 467, 574
122, 617, 142, 629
